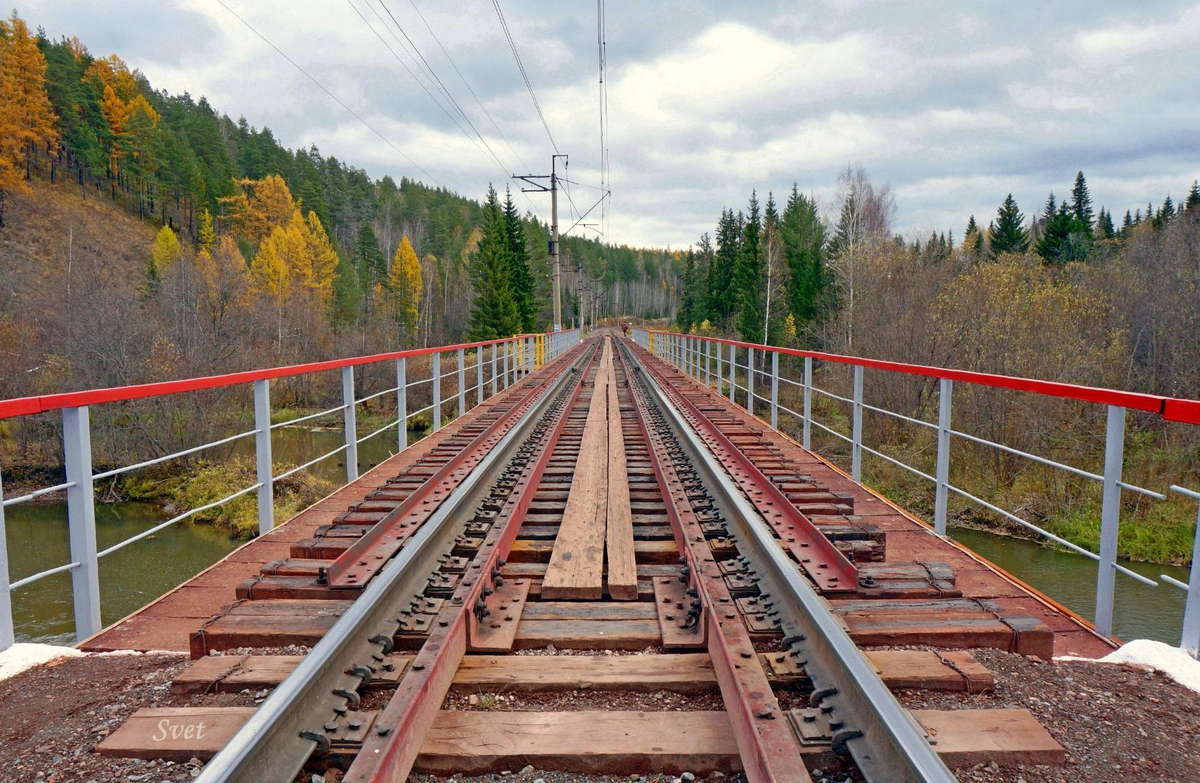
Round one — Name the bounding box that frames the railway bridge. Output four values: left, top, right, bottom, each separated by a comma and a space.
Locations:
1, 329, 1198, 782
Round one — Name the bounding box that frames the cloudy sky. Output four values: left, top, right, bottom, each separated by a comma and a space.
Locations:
16, 0, 1200, 248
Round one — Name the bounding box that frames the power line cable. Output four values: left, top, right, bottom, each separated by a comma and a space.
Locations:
405, 0, 531, 173
214, 0, 440, 186
491, 0, 559, 154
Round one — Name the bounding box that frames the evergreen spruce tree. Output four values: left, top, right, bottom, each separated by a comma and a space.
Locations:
1096, 208, 1115, 239
1159, 195, 1175, 226
706, 209, 739, 327
354, 222, 388, 291
780, 185, 826, 324
965, 214, 977, 236
1070, 171, 1094, 231
467, 185, 520, 339
1121, 210, 1133, 237
691, 231, 713, 326
989, 194, 1029, 255
733, 191, 764, 342
678, 250, 696, 330
502, 187, 537, 331
1187, 181, 1200, 210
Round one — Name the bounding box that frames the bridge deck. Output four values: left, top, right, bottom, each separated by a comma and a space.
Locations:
82, 338, 1113, 659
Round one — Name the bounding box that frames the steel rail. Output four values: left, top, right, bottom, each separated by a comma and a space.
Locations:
638, 346, 858, 593
617, 339, 813, 783
195, 340, 590, 783
345, 338, 601, 782
327, 347, 584, 586
625, 338, 956, 782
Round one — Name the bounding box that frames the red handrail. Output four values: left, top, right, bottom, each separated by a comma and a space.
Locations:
645, 329, 1200, 425
0, 332, 570, 420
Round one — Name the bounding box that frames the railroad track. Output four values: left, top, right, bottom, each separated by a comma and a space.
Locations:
98, 331, 1067, 781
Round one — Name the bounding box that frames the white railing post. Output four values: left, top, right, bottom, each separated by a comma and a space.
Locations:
0, 472, 14, 650
1180, 500, 1200, 658
477, 346, 484, 407
706, 340, 713, 387
491, 344, 499, 397
432, 352, 442, 430
253, 379, 274, 535
342, 366, 358, 483
851, 365, 864, 481
457, 347, 466, 418
770, 350, 779, 429
728, 344, 736, 403
1094, 405, 1125, 639
527, 336, 535, 374
62, 405, 101, 642
715, 340, 723, 394
504, 340, 512, 388
747, 347, 755, 414
396, 357, 408, 452
802, 356, 813, 450
934, 378, 953, 536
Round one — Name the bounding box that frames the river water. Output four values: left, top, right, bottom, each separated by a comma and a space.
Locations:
4, 426, 422, 645
4, 426, 1192, 647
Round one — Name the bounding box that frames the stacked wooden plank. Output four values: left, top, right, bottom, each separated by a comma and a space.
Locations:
542, 337, 636, 600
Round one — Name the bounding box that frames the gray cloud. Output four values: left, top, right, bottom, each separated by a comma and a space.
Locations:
15, 0, 1200, 247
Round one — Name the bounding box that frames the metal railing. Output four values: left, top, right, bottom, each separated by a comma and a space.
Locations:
0, 329, 580, 649
634, 328, 1200, 657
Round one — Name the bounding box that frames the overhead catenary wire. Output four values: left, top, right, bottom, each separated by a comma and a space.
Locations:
491, 0, 559, 154
405, 0, 531, 173
214, 0, 440, 186
349, 0, 546, 220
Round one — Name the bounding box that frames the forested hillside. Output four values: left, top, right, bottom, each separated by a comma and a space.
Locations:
675, 165, 1200, 563
0, 11, 678, 405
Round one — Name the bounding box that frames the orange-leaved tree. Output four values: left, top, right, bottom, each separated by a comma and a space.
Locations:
0, 11, 59, 226
383, 235, 423, 343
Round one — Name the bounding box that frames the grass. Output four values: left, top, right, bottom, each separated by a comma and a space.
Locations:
122, 456, 335, 539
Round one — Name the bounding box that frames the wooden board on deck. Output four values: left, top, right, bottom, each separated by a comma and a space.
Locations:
453, 653, 718, 693
913, 708, 1066, 766
415, 710, 742, 776
542, 340, 612, 600
605, 366, 638, 600
96, 707, 255, 760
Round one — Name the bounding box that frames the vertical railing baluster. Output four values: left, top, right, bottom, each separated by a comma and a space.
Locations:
396, 357, 408, 452
342, 366, 358, 483
747, 347, 755, 415
770, 350, 779, 429
728, 344, 736, 403
802, 356, 812, 449
504, 341, 511, 388
253, 379, 274, 535
491, 344, 499, 397
457, 347, 466, 418
477, 346, 484, 407
1094, 405, 1125, 639
0, 471, 14, 650
1180, 499, 1200, 657
432, 352, 442, 431
851, 366, 864, 481
934, 378, 953, 536
706, 340, 712, 387
715, 340, 723, 394
62, 406, 100, 642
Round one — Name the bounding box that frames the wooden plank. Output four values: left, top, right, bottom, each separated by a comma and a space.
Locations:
451, 653, 718, 693
543, 340, 613, 599
521, 601, 657, 621
605, 361, 638, 600
172, 654, 412, 694
867, 650, 993, 693
912, 709, 1066, 766
415, 710, 743, 776
514, 619, 662, 650
509, 538, 678, 564
468, 577, 530, 653
96, 707, 255, 760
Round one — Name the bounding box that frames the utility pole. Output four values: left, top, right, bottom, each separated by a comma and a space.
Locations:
515, 154, 568, 332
